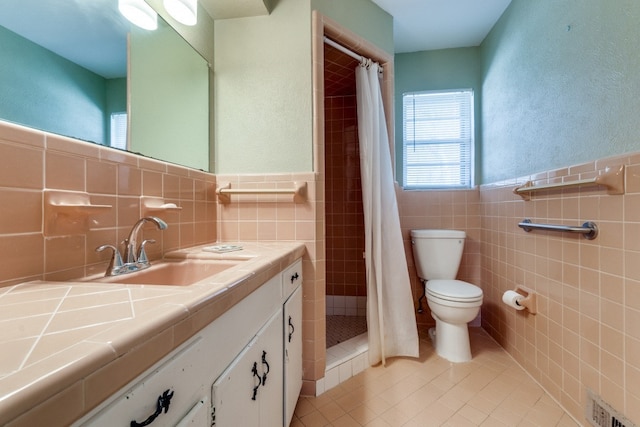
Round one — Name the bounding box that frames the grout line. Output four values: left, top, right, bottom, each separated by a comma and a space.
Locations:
18, 286, 71, 370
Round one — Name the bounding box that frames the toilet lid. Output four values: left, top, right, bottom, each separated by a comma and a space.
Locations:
426, 279, 483, 302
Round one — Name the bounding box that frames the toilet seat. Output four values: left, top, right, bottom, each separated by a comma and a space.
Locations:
426, 279, 483, 303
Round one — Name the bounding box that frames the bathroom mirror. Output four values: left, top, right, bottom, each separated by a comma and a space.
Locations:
0, 0, 210, 171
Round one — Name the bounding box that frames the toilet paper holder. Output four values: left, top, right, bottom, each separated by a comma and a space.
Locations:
513, 285, 537, 314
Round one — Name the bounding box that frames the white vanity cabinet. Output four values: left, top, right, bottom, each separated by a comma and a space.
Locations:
74, 257, 303, 427
282, 261, 303, 426
211, 309, 283, 426
211, 258, 303, 427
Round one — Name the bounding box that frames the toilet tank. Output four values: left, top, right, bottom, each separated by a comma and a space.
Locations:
410, 229, 466, 280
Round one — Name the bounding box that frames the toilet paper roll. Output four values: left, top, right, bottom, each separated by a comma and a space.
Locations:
502, 290, 526, 310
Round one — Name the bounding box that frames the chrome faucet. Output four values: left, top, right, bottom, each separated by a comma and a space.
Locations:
96, 216, 168, 276
123, 216, 168, 264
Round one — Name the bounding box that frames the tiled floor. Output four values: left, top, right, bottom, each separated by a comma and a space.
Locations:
293, 327, 579, 427
326, 315, 367, 348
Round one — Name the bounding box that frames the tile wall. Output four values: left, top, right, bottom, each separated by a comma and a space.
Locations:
325, 295, 366, 317
6, 91, 639, 426
479, 154, 640, 425
0, 120, 216, 286
0, 118, 326, 400
214, 172, 325, 395
397, 188, 482, 327
325, 95, 366, 298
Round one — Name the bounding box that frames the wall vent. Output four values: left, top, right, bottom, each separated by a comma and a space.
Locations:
586, 389, 636, 427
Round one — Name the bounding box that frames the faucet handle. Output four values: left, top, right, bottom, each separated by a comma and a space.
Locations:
96, 244, 124, 276
138, 239, 157, 265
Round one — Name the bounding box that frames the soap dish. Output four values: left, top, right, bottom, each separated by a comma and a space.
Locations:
202, 244, 244, 253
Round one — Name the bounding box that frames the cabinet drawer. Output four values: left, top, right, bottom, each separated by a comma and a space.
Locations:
282, 259, 303, 297
80, 337, 208, 426
198, 274, 282, 383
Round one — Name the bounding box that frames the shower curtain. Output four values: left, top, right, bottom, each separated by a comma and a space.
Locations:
355, 61, 419, 366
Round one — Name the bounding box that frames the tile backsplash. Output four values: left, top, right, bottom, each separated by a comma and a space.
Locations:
0, 120, 216, 286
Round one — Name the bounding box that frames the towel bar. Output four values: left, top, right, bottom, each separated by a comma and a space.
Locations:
514, 165, 624, 199
216, 181, 307, 204
518, 219, 598, 240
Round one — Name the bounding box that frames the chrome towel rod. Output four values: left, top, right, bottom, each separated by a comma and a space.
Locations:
518, 219, 598, 240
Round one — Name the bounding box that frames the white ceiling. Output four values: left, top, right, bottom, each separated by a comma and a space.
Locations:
370, 0, 513, 53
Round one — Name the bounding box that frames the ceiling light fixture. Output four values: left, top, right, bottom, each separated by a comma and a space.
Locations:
163, 0, 198, 26
118, 0, 158, 31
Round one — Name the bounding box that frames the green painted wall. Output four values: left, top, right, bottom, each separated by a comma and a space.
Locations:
481, 0, 640, 184
310, 0, 394, 56
0, 25, 110, 144
394, 48, 482, 185
214, 0, 312, 173
214, 0, 392, 174
130, 21, 209, 171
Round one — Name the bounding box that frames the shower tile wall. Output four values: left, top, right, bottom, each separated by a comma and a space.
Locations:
325, 95, 366, 299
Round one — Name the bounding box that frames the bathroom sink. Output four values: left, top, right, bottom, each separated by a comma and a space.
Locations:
89, 259, 242, 286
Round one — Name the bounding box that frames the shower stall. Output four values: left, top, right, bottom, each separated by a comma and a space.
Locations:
324, 42, 368, 350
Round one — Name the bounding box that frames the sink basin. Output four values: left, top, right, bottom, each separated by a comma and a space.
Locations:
90, 259, 242, 286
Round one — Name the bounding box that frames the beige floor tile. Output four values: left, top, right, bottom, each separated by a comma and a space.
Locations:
329, 413, 361, 427
415, 401, 456, 425
466, 394, 499, 415
364, 418, 393, 427
293, 328, 576, 427
296, 397, 319, 417
556, 413, 581, 426
318, 401, 347, 422
379, 405, 415, 426
300, 410, 332, 427
442, 412, 479, 426
335, 389, 368, 413
457, 403, 489, 425
479, 415, 510, 426
348, 403, 381, 425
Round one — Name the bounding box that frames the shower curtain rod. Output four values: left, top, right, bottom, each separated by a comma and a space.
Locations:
324, 36, 368, 63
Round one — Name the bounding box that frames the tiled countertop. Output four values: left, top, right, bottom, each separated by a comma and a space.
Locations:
0, 242, 305, 426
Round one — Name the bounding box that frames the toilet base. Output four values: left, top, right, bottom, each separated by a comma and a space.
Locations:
429, 315, 472, 363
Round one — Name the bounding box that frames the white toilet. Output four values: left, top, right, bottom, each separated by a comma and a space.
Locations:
411, 229, 483, 363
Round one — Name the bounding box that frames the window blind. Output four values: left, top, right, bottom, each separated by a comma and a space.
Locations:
110, 112, 128, 150
402, 90, 474, 189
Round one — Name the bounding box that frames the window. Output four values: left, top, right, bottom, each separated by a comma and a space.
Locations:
110, 112, 128, 150
402, 89, 474, 189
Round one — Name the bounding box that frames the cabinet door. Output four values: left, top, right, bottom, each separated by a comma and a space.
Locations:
283, 285, 303, 427
212, 309, 283, 427
282, 259, 303, 297
175, 396, 209, 426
